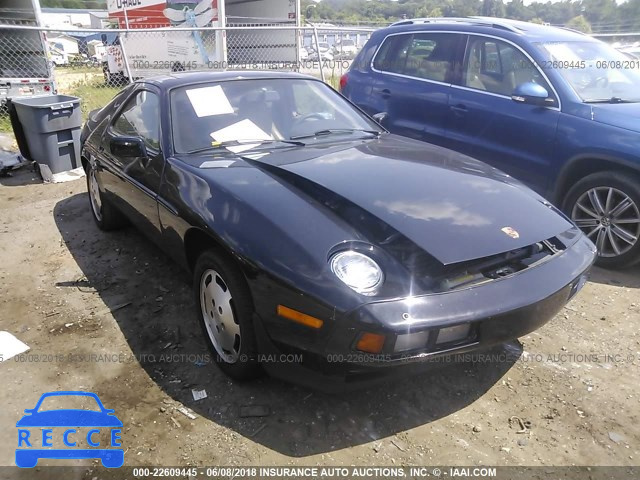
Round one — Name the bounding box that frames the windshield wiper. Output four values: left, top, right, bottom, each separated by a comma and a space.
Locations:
290, 128, 381, 141
584, 97, 638, 104
185, 139, 305, 155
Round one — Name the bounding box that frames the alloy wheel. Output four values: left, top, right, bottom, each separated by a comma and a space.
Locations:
88, 166, 102, 222
571, 186, 640, 257
199, 269, 241, 363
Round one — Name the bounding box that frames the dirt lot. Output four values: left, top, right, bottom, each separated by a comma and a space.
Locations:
1, 162, 639, 471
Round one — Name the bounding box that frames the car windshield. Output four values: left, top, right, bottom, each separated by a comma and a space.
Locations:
170, 78, 380, 154
537, 41, 640, 103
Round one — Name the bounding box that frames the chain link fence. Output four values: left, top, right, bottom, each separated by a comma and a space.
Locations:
0, 24, 375, 136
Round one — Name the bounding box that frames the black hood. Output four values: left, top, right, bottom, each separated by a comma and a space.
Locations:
194, 134, 573, 265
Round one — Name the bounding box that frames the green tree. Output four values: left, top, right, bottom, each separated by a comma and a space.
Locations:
566, 14, 593, 33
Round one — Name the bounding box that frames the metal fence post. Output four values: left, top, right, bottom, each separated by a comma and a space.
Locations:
313, 26, 325, 82
119, 34, 134, 84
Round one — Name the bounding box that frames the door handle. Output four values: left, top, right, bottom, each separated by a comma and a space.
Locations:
379, 88, 391, 99
450, 104, 468, 115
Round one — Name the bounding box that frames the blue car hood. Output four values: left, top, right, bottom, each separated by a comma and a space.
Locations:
16, 410, 123, 427
590, 102, 640, 132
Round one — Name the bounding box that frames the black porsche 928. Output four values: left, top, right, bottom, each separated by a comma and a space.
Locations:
80, 71, 596, 390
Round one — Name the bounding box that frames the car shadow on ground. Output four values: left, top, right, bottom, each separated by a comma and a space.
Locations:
54, 192, 520, 457
588, 265, 640, 289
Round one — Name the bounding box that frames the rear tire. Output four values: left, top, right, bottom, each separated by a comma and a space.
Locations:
193, 249, 262, 380
562, 171, 640, 269
86, 161, 127, 231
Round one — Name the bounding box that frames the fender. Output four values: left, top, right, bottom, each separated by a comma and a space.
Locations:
553, 152, 640, 205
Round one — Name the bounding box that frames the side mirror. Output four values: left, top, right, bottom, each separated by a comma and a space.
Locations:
511, 82, 552, 106
110, 136, 147, 158
372, 111, 388, 126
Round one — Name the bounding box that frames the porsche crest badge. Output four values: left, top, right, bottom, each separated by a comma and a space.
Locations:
501, 226, 520, 239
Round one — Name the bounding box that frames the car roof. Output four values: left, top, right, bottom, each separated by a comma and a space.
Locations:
140, 70, 318, 90
382, 16, 594, 43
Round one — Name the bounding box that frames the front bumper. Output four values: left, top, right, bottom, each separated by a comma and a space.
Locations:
254, 234, 596, 391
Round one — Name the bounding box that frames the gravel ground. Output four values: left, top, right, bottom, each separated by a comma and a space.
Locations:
1, 165, 639, 471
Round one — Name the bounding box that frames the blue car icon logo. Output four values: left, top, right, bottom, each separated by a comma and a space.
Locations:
16, 391, 123, 468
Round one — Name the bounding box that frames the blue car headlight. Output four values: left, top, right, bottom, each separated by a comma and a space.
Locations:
330, 250, 383, 295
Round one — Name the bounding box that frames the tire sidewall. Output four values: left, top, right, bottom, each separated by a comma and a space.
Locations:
562, 171, 640, 269
193, 250, 261, 379
86, 162, 105, 229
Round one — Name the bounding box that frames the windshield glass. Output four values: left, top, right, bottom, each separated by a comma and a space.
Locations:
537, 41, 640, 102
170, 78, 379, 154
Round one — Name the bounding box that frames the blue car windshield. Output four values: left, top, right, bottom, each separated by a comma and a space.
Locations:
537, 41, 640, 103
170, 78, 380, 154
36, 394, 102, 412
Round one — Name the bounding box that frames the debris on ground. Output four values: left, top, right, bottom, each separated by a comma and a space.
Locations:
176, 406, 197, 420
192, 389, 207, 401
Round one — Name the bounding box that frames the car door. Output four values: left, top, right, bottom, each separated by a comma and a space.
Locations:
369, 32, 462, 145
99, 87, 164, 238
446, 35, 561, 193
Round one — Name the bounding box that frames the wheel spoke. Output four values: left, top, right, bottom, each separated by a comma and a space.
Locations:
574, 218, 599, 228
586, 226, 600, 239
609, 197, 633, 219
604, 188, 614, 215
613, 218, 640, 224
576, 201, 599, 218
595, 227, 607, 252
587, 189, 606, 216
606, 228, 622, 255
611, 224, 637, 246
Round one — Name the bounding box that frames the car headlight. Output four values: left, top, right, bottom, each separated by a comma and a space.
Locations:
330, 250, 383, 295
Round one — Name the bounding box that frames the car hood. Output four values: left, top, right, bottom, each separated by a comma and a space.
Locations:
236, 135, 573, 265
16, 410, 123, 427
590, 102, 640, 132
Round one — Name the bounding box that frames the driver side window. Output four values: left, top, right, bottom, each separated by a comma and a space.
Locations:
463, 37, 552, 99
113, 90, 160, 151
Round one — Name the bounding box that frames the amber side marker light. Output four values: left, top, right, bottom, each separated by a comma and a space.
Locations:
356, 332, 386, 353
277, 305, 324, 329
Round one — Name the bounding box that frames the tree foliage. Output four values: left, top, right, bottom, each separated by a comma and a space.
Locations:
302, 0, 640, 33
41, 0, 107, 8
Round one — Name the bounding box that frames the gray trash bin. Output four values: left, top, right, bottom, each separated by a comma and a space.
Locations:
11, 95, 82, 175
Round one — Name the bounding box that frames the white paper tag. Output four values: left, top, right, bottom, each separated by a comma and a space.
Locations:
186, 85, 234, 117
210, 119, 272, 153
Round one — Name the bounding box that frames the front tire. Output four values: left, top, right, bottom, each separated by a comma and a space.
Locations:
86, 161, 127, 231
563, 171, 640, 269
193, 249, 262, 380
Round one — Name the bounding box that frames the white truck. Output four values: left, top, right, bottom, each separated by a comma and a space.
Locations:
103, 0, 299, 83
0, 0, 55, 107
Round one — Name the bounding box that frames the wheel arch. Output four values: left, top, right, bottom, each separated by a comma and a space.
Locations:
554, 155, 640, 206
183, 227, 242, 276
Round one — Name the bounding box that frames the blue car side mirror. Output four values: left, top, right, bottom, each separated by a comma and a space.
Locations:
511, 82, 551, 106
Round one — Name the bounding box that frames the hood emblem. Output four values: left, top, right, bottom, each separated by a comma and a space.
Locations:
501, 226, 520, 239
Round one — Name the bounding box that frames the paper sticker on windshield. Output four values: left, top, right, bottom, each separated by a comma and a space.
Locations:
186, 86, 234, 117
210, 119, 272, 153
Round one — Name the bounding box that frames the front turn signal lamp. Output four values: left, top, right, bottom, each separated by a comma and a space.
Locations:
356, 332, 386, 353
277, 305, 324, 329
